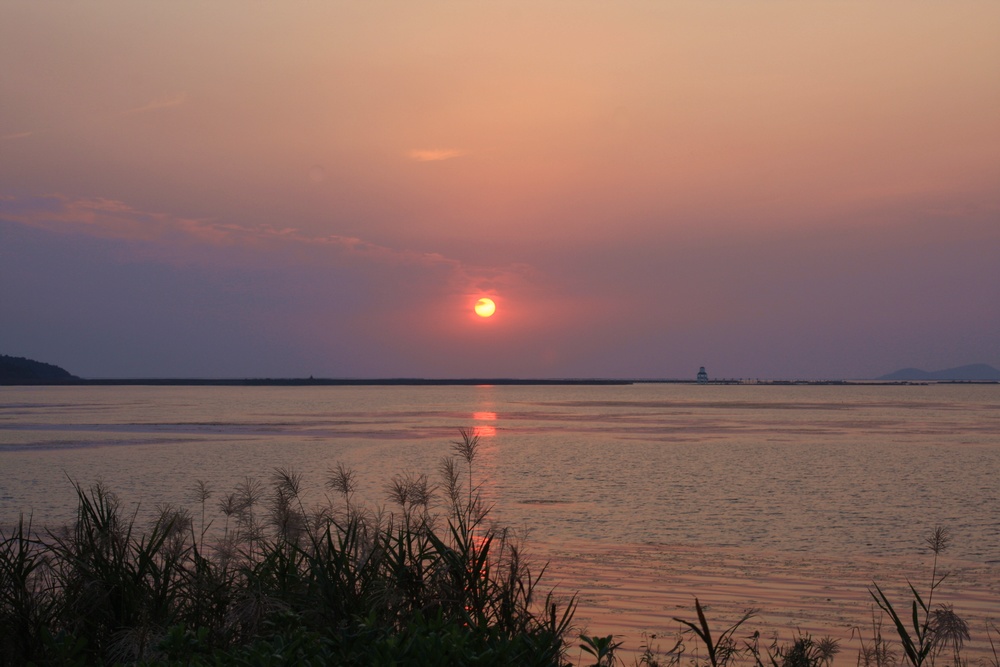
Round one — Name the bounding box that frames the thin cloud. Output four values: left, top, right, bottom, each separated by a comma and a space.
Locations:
407, 148, 465, 162
1, 94, 186, 142
123, 92, 188, 115
0, 194, 535, 303
0, 194, 493, 278
0, 195, 205, 243
0, 130, 35, 142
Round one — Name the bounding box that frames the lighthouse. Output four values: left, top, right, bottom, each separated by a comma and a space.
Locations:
697, 366, 708, 383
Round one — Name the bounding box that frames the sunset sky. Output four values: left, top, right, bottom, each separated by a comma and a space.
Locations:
2, 1, 998, 379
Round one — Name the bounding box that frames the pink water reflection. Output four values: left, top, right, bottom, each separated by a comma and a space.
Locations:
472, 411, 497, 437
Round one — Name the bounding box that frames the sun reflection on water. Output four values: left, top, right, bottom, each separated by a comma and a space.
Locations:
472, 411, 497, 437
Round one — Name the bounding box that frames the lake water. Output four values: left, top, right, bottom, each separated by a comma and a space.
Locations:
2, 383, 998, 662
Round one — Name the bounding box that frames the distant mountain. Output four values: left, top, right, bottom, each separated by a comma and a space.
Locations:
877, 363, 1000, 381
0, 354, 78, 383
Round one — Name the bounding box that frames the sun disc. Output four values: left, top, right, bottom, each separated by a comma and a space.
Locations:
474, 297, 496, 318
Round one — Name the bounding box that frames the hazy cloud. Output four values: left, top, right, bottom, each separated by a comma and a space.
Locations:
407, 148, 465, 162
0, 194, 516, 285
0, 131, 35, 142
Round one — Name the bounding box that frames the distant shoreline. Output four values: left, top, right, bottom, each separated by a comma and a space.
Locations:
4, 378, 632, 387
3, 377, 997, 387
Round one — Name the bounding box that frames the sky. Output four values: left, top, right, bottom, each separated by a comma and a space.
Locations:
1, 1, 998, 380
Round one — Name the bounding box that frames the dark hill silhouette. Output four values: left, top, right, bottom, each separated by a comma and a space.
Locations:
0, 354, 78, 383
877, 363, 1000, 381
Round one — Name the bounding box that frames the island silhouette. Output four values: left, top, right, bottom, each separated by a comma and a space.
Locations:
0, 354, 78, 383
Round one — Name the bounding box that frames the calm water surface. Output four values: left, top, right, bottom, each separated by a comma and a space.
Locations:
2, 383, 998, 563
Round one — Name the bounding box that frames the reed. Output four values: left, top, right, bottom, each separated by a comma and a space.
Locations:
0, 433, 574, 666
0, 515, 57, 665
868, 526, 971, 667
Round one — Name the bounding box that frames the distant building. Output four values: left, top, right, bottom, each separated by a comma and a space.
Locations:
697, 366, 708, 383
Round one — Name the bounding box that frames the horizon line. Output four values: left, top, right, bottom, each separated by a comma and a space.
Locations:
5, 377, 994, 387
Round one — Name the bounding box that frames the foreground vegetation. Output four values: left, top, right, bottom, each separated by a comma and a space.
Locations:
578, 526, 995, 667
1, 431, 996, 666
0, 430, 573, 665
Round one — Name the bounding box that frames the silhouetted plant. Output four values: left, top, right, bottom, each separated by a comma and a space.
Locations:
765, 633, 840, 667
0, 431, 575, 665
986, 621, 1000, 667
450, 427, 487, 526
635, 630, 684, 667
855, 608, 899, 667
580, 632, 624, 666
326, 462, 357, 519
673, 598, 757, 667
868, 527, 967, 667
928, 604, 969, 665
0, 515, 56, 666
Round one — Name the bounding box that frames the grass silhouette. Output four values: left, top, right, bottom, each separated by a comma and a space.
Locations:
0, 431, 573, 666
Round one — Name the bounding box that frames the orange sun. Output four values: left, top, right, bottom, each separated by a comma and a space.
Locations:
474, 297, 496, 318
